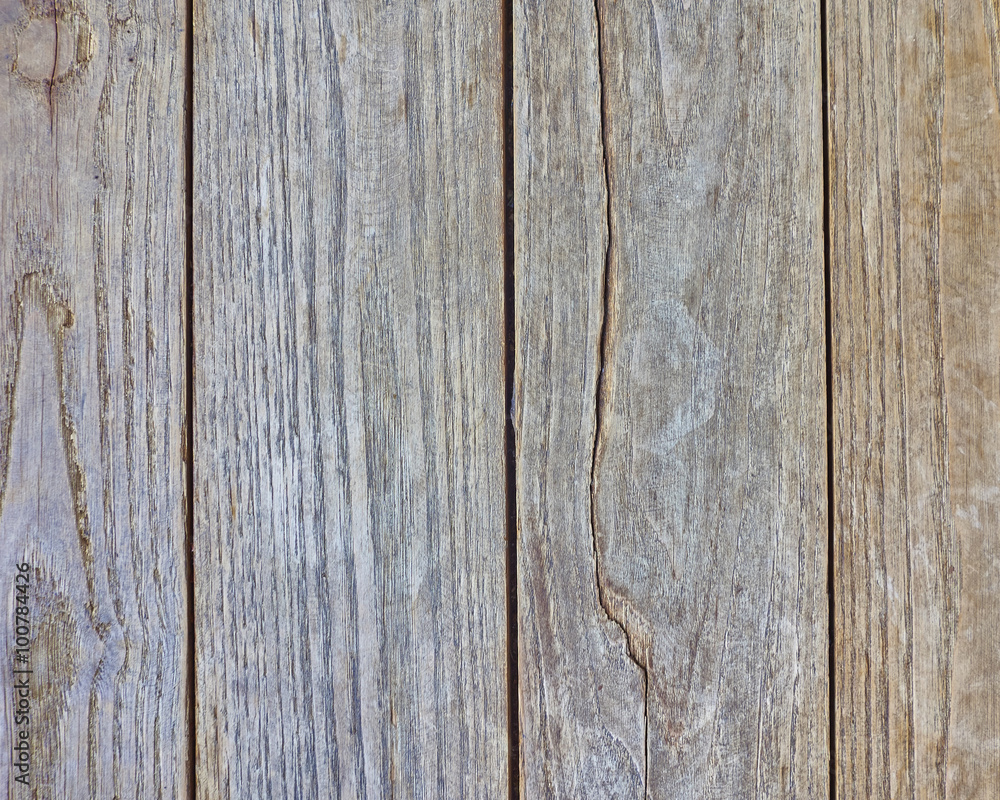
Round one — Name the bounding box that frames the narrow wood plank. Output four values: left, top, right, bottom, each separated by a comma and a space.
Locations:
831, 0, 1000, 795
193, 2, 507, 796
515, 0, 828, 796
0, 1, 188, 797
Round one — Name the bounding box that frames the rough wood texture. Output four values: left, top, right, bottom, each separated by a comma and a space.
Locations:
193, 1, 507, 797
830, 0, 1000, 795
515, 0, 828, 796
0, 0, 189, 797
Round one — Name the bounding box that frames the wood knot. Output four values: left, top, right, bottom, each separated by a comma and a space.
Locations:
13, 10, 93, 84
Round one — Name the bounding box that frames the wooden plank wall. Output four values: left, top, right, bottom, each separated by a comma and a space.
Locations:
1, 0, 1000, 797
0, 1, 189, 798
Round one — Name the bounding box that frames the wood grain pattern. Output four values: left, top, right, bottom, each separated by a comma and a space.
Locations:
0, 0, 189, 797
830, 0, 1000, 795
513, 0, 647, 794
515, 0, 828, 796
193, 1, 508, 797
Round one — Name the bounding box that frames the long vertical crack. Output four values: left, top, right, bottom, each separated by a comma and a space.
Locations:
49, 8, 60, 218
590, 1, 649, 794
48, 8, 59, 130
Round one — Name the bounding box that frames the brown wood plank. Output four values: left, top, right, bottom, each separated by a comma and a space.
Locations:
193, 1, 508, 797
515, 0, 828, 795
830, 0, 1000, 795
0, 1, 189, 797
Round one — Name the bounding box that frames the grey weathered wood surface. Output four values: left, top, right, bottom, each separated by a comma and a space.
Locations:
830, 0, 1000, 796
5, 0, 1000, 793
0, 0, 189, 797
515, 0, 829, 796
193, 1, 508, 796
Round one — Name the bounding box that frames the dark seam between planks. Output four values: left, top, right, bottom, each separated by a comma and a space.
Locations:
820, 0, 835, 794
184, 0, 197, 796
503, 0, 519, 794
590, 1, 650, 795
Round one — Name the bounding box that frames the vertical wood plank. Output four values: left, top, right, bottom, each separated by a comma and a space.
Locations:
0, 0, 189, 797
515, 0, 828, 796
193, 1, 507, 797
831, 0, 1000, 795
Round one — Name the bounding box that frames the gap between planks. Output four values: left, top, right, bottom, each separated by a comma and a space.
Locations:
503, 0, 520, 793
185, 0, 197, 795
820, 0, 835, 795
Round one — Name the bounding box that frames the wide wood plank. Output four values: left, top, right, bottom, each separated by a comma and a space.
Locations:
0, 1, 189, 797
193, 1, 507, 797
515, 0, 828, 796
830, 0, 1000, 795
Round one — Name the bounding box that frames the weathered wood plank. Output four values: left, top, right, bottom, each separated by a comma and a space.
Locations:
515, 0, 828, 796
193, 2, 507, 797
830, 0, 1000, 795
0, 0, 189, 797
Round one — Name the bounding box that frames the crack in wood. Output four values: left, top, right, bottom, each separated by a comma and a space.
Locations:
48, 9, 58, 128
590, 1, 649, 794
